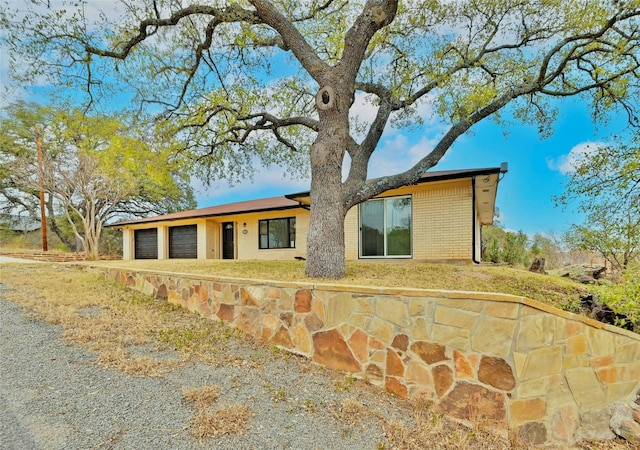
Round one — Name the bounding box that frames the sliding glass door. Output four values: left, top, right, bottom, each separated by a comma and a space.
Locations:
360, 196, 412, 258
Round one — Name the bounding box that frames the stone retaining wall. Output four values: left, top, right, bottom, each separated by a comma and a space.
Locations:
95, 266, 640, 446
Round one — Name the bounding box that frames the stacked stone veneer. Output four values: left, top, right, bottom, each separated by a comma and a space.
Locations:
96, 266, 640, 446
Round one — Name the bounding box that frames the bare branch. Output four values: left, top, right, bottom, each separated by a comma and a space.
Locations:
85, 4, 260, 59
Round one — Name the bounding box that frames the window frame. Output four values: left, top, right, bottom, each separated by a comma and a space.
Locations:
359, 195, 412, 259
258, 217, 296, 249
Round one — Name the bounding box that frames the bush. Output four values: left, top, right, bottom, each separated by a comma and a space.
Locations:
99, 228, 123, 257
481, 226, 529, 267
484, 237, 501, 263
502, 231, 528, 266
595, 265, 640, 331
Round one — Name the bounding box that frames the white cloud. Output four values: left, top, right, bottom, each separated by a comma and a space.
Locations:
412, 94, 439, 126
350, 92, 380, 130
346, 92, 446, 179
407, 135, 442, 165
349, 91, 441, 143
546, 141, 605, 175
368, 134, 409, 177
367, 133, 443, 178
194, 162, 310, 207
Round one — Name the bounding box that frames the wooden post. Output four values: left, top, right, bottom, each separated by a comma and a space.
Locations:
35, 125, 48, 252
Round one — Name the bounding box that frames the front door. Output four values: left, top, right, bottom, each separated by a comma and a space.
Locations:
222, 222, 234, 259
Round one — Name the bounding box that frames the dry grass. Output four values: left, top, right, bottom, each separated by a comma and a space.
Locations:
0, 263, 634, 449
336, 397, 516, 450
335, 398, 374, 427
182, 384, 222, 410
96, 346, 167, 376
0, 264, 245, 375
181, 383, 252, 439
1, 263, 257, 441
189, 404, 253, 438
89, 259, 587, 311
333, 396, 636, 450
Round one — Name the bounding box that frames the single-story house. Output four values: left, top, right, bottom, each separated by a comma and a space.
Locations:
108, 164, 508, 263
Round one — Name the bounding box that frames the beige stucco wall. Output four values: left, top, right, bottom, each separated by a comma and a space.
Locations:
121, 211, 309, 261
474, 209, 482, 261
200, 209, 309, 261
196, 221, 208, 259
122, 219, 209, 260
158, 225, 168, 259
206, 221, 218, 259
122, 227, 132, 260
121, 223, 163, 260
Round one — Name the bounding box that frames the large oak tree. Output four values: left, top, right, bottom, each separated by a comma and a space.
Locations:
3, 0, 639, 277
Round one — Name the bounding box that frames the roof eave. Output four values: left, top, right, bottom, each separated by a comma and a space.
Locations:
105, 204, 304, 228
286, 165, 507, 202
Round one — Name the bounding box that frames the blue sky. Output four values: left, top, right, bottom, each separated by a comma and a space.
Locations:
1, 2, 627, 239
196, 97, 621, 238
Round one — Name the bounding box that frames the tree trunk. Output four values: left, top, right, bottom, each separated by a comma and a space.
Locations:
46, 200, 75, 249
85, 236, 99, 260
305, 117, 348, 278
528, 257, 547, 274
82, 220, 100, 260
305, 170, 347, 278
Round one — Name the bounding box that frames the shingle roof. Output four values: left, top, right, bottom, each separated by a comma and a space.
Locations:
285, 166, 505, 202
107, 165, 506, 228
107, 196, 302, 227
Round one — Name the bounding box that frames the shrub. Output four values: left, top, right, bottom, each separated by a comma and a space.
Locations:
595, 265, 640, 331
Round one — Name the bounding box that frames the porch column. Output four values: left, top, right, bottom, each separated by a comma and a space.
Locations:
157, 226, 168, 259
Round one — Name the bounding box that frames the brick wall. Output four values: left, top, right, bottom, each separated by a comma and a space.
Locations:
95, 265, 640, 446
411, 180, 472, 260
344, 179, 474, 260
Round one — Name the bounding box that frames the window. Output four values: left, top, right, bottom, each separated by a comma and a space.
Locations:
360, 196, 411, 258
259, 217, 296, 249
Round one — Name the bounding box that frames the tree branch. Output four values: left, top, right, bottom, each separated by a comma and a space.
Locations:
249, 0, 328, 82
84, 4, 260, 59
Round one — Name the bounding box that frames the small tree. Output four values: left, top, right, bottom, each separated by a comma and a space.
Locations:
565, 203, 640, 271
3, 0, 639, 277
482, 225, 505, 263
502, 231, 529, 266
595, 264, 640, 331
1, 104, 196, 259
481, 225, 530, 266
529, 233, 564, 269
558, 135, 640, 271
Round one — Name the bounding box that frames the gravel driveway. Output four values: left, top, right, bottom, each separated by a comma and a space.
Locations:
0, 286, 407, 450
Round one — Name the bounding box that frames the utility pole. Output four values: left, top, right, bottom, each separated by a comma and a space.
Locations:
35, 125, 48, 252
